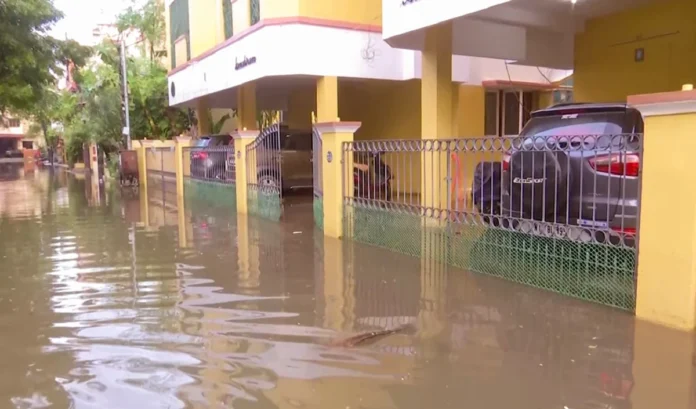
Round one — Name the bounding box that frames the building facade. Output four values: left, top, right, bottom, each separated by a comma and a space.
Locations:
164, 0, 573, 138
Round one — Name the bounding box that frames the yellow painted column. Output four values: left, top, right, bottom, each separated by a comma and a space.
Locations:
418, 229, 448, 341
323, 237, 355, 332
421, 22, 453, 215
316, 76, 338, 122
195, 99, 211, 136
632, 321, 696, 409
237, 83, 257, 130
137, 140, 151, 192
315, 122, 361, 239
631, 91, 696, 330
175, 136, 192, 248
175, 136, 192, 197
232, 130, 259, 214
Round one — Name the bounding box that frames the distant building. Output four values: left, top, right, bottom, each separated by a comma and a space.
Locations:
0, 115, 37, 155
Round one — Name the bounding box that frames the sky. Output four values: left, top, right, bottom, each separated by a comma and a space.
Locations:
49, 0, 132, 44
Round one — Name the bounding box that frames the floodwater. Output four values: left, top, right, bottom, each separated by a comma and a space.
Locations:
1, 166, 695, 409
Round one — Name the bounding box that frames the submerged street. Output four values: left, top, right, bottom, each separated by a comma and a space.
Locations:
0, 166, 693, 409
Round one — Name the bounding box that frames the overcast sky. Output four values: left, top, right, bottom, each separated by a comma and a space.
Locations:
49, 0, 132, 44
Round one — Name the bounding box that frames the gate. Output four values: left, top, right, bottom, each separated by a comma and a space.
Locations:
246, 122, 282, 221
312, 126, 323, 229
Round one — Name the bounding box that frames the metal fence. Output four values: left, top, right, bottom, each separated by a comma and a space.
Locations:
246, 123, 282, 221
183, 145, 236, 184
342, 134, 643, 310
312, 126, 323, 229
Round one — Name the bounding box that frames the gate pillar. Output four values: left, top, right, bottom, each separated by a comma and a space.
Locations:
233, 130, 260, 214
315, 121, 361, 239
630, 90, 696, 331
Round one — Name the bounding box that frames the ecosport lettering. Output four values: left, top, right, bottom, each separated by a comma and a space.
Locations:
513, 177, 545, 184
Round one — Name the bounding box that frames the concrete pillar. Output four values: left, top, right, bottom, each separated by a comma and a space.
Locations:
632, 321, 696, 409
323, 237, 355, 332
195, 99, 211, 136
232, 130, 259, 214
629, 90, 696, 330
420, 22, 453, 214
175, 136, 192, 248
315, 122, 361, 238
316, 76, 338, 123
237, 83, 257, 130
137, 140, 151, 192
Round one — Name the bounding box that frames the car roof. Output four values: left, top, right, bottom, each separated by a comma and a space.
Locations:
532, 102, 640, 117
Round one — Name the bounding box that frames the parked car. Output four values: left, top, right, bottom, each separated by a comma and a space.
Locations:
473, 103, 643, 246
190, 134, 234, 180
254, 129, 314, 192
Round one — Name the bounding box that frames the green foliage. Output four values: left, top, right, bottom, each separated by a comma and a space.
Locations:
0, 0, 92, 113
117, 0, 166, 62
23, 0, 191, 165
208, 110, 237, 134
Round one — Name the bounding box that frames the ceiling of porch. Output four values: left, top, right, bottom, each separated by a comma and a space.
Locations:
387, 0, 658, 70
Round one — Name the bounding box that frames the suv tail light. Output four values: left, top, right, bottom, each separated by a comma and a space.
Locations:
588, 153, 639, 177
192, 151, 208, 160
502, 154, 511, 171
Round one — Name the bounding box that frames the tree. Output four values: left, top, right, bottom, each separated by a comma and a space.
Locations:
117, 0, 166, 62
0, 0, 91, 113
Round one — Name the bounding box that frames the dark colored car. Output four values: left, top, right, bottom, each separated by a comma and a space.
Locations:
473, 103, 643, 246
190, 134, 234, 180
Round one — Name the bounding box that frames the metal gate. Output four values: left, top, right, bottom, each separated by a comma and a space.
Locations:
246, 122, 282, 221
312, 126, 323, 229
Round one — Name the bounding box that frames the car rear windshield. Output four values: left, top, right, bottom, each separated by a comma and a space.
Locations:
194, 138, 211, 147
522, 112, 637, 138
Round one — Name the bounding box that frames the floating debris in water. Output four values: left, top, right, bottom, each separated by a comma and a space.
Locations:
328, 324, 417, 348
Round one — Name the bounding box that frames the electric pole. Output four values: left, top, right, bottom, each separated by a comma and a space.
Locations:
120, 39, 132, 150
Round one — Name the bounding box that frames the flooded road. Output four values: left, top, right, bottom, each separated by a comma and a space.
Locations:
1, 167, 695, 409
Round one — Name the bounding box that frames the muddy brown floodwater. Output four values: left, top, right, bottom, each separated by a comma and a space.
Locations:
0, 167, 695, 409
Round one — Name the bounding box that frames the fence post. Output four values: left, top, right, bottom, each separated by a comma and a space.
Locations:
315, 121, 361, 239
232, 130, 259, 214
175, 136, 192, 197
138, 140, 151, 192
628, 91, 696, 331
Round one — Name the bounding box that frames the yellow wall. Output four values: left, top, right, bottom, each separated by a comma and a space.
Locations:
287, 86, 316, 129
299, 0, 381, 26
574, 0, 696, 102
188, 0, 224, 58
262, 0, 300, 19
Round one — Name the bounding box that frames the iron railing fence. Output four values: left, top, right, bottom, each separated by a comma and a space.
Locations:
183, 145, 236, 184
246, 123, 282, 221
342, 133, 643, 310
343, 134, 642, 249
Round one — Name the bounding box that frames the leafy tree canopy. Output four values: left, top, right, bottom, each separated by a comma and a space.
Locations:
0, 0, 92, 113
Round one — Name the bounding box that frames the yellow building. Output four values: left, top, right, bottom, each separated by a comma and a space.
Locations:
164, 0, 571, 139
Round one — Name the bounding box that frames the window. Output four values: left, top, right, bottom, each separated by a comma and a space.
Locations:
7, 118, 20, 128
222, 0, 233, 39
249, 0, 260, 25
22, 141, 33, 149
484, 90, 537, 137
169, 0, 191, 69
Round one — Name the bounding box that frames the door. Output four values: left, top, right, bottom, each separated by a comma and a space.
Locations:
281, 132, 313, 189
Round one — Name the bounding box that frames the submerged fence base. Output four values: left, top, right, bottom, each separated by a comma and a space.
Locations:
184, 178, 237, 211
344, 204, 636, 311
